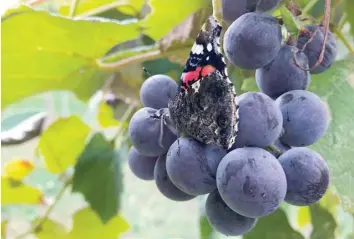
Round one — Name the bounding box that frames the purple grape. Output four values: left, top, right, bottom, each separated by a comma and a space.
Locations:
128, 147, 157, 180
216, 147, 287, 218
232, 92, 283, 148
206, 190, 257, 236
296, 25, 337, 74
223, 12, 282, 69
166, 137, 221, 195
222, 0, 281, 24
279, 147, 330, 206
275, 90, 329, 146
140, 74, 178, 109
154, 154, 196, 201
256, 44, 311, 98
128, 107, 177, 156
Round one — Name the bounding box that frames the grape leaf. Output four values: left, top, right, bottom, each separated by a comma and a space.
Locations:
199, 214, 213, 239
97, 102, 119, 128
35, 219, 69, 239
141, 0, 210, 40
244, 209, 305, 239
310, 204, 337, 239
67, 207, 129, 239
1, 220, 7, 239
297, 207, 311, 228
3, 159, 34, 181
280, 5, 301, 36
38, 116, 90, 174
72, 133, 122, 223
2, 5, 140, 108
309, 58, 354, 212
1, 177, 43, 205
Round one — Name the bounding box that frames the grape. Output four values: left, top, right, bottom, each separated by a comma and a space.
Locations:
232, 92, 283, 148
140, 74, 178, 109
166, 137, 222, 195
278, 147, 330, 206
206, 190, 257, 236
256, 44, 311, 98
223, 12, 282, 69
216, 147, 287, 218
128, 107, 177, 156
296, 25, 337, 74
205, 145, 227, 176
222, 0, 281, 24
275, 90, 329, 146
154, 154, 196, 201
128, 147, 157, 180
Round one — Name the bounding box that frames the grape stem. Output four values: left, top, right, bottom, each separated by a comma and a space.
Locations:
13, 177, 73, 239
293, 0, 331, 71
265, 145, 283, 158
212, 0, 223, 23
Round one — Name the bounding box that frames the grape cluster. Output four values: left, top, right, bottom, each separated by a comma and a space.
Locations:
127, 1, 335, 236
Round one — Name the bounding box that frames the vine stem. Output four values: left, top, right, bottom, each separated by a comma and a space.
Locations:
69, 0, 80, 18
212, 0, 223, 23
13, 177, 73, 239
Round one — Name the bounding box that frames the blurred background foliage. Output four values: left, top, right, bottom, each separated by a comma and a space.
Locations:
1, 0, 354, 238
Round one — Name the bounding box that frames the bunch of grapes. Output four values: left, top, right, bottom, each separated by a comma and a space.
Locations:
127, 0, 336, 236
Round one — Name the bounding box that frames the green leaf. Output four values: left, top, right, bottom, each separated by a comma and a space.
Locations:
199, 215, 213, 239
38, 116, 90, 174
297, 207, 311, 228
310, 204, 337, 239
1, 177, 43, 205
228, 65, 245, 94
67, 207, 129, 239
280, 5, 301, 36
35, 219, 69, 239
72, 133, 122, 223
58, 0, 117, 16
141, 0, 210, 40
309, 58, 354, 212
2, 6, 140, 108
244, 209, 305, 239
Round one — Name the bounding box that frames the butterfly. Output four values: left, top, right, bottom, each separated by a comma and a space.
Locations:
167, 16, 239, 149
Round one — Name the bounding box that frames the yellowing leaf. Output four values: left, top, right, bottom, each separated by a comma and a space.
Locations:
297, 207, 311, 228
38, 116, 90, 174
1, 177, 42, 205
97, 102, 119, 128
67, 207, 129, 239
3, 159, 34, 180
35, 219, 69, 239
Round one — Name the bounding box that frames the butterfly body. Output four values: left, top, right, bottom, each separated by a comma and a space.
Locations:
168, 16, 239, 149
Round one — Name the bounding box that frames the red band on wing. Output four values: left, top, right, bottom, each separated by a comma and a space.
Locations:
182, 65, 216, 88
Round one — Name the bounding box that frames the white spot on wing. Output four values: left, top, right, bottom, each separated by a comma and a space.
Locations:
206, 56, 210, 61
191, 43, 204, 55
207, 43, 213, 52
191, 80, 201, 93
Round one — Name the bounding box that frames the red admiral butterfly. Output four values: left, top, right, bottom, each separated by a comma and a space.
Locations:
168, 16, 239, 149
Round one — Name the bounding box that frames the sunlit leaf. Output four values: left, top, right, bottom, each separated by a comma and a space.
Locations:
97, 102, 119, 128
35, 218, 69, 239
280, 5, 301, 36
72, 133, 122, 223
67, 207, 129, 239
199, 214, 213, 239
1, 177, 42, 205
38, 116, 90, 174
1, 220, 8, 239
3, 159, 34, 181
141, 0, 210, 40
297, 207, 311, 228
2, 5, 140, 108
